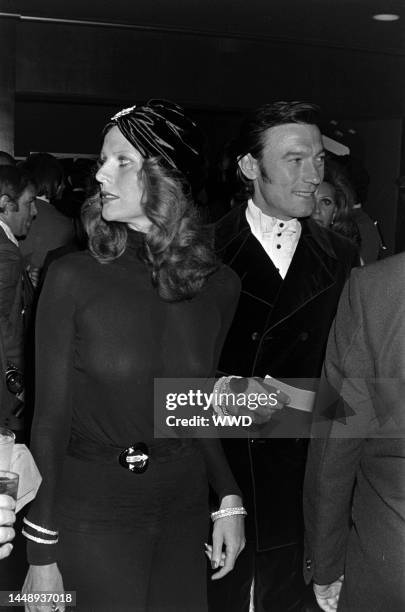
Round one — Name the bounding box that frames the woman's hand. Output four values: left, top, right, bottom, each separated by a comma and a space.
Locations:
0, 494, 16, 560
22, 563, 65, 612
313, 577, 344, 612
205, 495, 246, 580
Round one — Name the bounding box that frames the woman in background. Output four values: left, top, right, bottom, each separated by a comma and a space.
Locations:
311, 158, 361, 249
22, 100, 245, 612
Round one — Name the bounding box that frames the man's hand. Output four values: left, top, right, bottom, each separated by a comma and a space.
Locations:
313, 576, 344, 612
225, 377, 290, 424
0, 494, 16, 560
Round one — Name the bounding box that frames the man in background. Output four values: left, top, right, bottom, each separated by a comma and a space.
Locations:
304, 256, 405, 612
20, 153, 75, 286
0, 166, 37, 435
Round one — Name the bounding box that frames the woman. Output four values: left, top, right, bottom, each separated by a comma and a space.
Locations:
311, 159, 361, 248
22, 100, 245, 611
0, 494, 15, 560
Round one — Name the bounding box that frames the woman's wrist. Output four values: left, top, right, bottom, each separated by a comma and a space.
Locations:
211, 495, 246, 522
219, 494, 243, 509
23, 517, 58, 545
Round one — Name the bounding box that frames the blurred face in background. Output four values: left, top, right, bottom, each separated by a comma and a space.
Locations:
96, 126, 150, 232
7, 184, 37, 238
312, 181, 337, 228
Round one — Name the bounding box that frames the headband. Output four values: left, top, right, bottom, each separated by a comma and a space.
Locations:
110, 99, 204, 183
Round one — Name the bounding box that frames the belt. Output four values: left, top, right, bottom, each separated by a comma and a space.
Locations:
67, 434, 193, 473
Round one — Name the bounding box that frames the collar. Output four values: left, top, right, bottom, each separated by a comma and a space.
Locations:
246, 199, 300, 238
0, 219, 19, 247
215, 202, 339, 263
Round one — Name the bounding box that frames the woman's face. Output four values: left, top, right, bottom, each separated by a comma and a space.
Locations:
312, 181, 337, 228
96, 126, 151, 232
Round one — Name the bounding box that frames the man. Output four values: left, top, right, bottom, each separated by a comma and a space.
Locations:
209, 101, 358, 611
0, 166, 37, 433
0, 151, 16, 167
20, 153, 75, 285
304, 257, 405, 611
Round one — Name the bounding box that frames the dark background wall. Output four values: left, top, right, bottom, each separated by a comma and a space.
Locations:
1, 10, 404, 253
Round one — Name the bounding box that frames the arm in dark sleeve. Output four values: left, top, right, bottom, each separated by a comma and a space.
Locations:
0, 242, 23, 366
303, 268, 373, 585
197, 267, 242, 502
26, 259, 77, 565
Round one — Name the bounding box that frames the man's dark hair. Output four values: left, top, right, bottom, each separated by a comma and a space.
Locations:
0, 151, 16, 166
235, 101, 321, 162
0, 166, 32, 212
22, 152, 64, 200
230, 101, 321, 200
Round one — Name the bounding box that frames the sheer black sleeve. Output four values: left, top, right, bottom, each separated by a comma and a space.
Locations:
196, 266, 242, 503
26, 258, 78, 565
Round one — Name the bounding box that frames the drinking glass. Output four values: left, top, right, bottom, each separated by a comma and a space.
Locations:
0, 470, 19, 501
0, 427, 15, 470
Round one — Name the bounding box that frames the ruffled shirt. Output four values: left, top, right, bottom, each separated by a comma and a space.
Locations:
246, 199, 301, 279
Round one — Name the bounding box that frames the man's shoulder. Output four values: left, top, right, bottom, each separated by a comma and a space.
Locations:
303, 218, 358, 265
353, 252, 405, 285
0, 225, 12, 243
213, 203, 248, 249
0, 227, 19, 256
34, 201, 73, 229
207, 264, 241, 299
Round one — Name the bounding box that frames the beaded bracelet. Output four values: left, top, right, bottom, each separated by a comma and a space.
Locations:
211, 376, 234, 416
211, 506, 247, 522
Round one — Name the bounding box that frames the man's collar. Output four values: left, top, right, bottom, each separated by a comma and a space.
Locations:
243, 200, 339, 260
246, 199, 300, 235
0, 219, 18, 247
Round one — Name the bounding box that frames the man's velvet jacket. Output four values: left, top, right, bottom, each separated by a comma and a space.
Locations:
214, 203, 358, 551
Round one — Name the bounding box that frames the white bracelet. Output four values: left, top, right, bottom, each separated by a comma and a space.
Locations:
23, 517, 58, 536
22, 529, 59, 544
211, 376, 236, 416
211, 506, 247, 522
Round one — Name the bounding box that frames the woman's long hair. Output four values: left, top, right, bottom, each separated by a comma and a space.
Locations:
324, 159, 361, 246
82, 157, 218, 302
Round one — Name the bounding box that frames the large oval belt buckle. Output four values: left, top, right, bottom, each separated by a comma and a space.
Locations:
119, 442, 149, 473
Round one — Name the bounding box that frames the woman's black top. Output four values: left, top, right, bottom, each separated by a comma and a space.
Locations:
27, 229, 241, 564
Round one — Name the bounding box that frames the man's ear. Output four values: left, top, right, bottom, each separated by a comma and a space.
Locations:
0, 194, 11, 214
238, 153, 260, 180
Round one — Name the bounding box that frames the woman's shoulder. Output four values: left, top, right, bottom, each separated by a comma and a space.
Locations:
44, 250, 96, 286
206, 264, 241, 300
48, 249, 93, 269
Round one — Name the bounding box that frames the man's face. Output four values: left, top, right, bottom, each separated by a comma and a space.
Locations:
241, 123, 325, 220
8, 186, 37, 238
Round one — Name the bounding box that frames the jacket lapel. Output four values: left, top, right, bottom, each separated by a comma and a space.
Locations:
217, 206, 282, 306
265, 218, 339, 331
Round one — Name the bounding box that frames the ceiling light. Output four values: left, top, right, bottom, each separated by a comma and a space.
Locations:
372, 14, 400, 21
